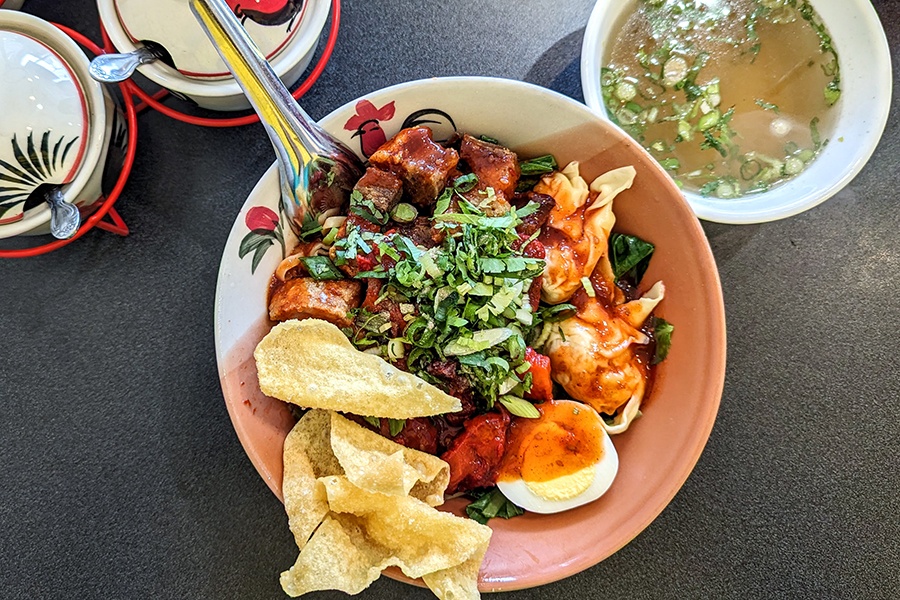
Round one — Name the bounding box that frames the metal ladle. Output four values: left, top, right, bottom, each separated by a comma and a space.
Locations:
189, 0, 363, 234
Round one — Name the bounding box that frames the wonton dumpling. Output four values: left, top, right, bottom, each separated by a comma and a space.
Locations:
536, 165, 636, 304
543, 286, 660, 434
538, 161, 589, 230
617, 281, 665, 329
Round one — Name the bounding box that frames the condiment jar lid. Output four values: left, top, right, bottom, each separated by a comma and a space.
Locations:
112, 0, 305, 78
0, 27, 89, 225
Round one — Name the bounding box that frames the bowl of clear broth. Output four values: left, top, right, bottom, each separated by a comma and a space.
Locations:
581, 0, 891, 224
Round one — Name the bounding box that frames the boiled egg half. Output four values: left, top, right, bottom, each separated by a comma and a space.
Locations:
496, 400, 618, 514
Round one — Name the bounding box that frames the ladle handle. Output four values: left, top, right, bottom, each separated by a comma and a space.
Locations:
189, 0, 360, 226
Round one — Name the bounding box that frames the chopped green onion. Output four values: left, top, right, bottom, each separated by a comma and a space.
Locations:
387, 338, 406, 361
321, 227, 339, 246
498, 395, 540, 418
659, 157, 680, 171
698, 109, 720, 131
444, 327, 515, 356
580, 277, 595, 298
615, 81, 637, 101
662, 56, 688, 86
391, 202, 418, 223
784, 157, 804, 176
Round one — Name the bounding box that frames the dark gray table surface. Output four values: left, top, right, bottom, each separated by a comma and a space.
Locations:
2, 1, 898, 598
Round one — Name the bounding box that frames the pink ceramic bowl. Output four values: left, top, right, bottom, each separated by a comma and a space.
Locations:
214, 77, 727, 591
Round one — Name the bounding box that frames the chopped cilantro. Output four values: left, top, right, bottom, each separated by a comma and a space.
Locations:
349, 189, 389, 225
339, 199, 550, 409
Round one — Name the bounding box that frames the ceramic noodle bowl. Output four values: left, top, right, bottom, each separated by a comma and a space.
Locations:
96, 0, 330, 111
0, 11, 126, 239
214, 77, 727, 591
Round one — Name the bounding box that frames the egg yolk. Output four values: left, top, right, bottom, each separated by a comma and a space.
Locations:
497, 401, 604, 487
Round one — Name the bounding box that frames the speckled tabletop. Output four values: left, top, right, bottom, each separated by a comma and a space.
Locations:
1, 1, 898, 598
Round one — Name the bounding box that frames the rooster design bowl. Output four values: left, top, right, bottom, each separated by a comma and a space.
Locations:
97, 0, 330, 111
0, 10, 125, 238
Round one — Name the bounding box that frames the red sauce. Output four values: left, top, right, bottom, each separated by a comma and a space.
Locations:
497, 401, 603, 483
539, 226, 589, 275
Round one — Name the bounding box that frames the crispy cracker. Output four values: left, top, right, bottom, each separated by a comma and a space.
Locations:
330, 412, 449, 506
255, 319, 462, 418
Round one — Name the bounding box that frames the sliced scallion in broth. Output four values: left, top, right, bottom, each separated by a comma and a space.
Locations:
601, 0, 840, 199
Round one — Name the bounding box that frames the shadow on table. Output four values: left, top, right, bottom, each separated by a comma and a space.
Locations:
701, 221, 761, 266
523, 28, 585, 102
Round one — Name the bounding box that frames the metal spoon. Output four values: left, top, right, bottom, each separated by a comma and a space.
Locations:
46, 186, 80, 240
89, 41, 169, 84
189, 0, 362, 233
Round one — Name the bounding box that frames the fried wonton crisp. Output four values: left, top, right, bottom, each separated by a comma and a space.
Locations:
329, 411, 449, 506
254, 319, 462, 418
279, 411, 491, 600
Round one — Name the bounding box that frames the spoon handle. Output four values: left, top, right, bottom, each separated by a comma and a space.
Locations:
46, 187, 80, 240
189, 0, 361, 230
89, 46, 159, 83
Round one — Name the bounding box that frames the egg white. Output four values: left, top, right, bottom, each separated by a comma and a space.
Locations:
497, 404, 619, 514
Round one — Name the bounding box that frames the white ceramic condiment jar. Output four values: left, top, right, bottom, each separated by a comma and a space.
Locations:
0, 11, 125, 238
97, 0, 330, 111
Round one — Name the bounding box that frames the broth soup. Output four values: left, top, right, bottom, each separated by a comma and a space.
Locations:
601, 0, 840, 199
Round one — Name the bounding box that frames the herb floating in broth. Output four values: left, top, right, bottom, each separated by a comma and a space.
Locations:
601, 0, 840, 198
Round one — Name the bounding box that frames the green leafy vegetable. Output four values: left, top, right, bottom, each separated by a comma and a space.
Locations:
298, 256, 344, 280
388, 418, 405, 437
516, 155, 559, 191
450, 173, 478, 194
609, 233, 655, 284
465, 488, 524, 524
341, 200, 548, 409
652, 317, 674, 364
518, 154, 558, 176
298, 211, 323, 241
